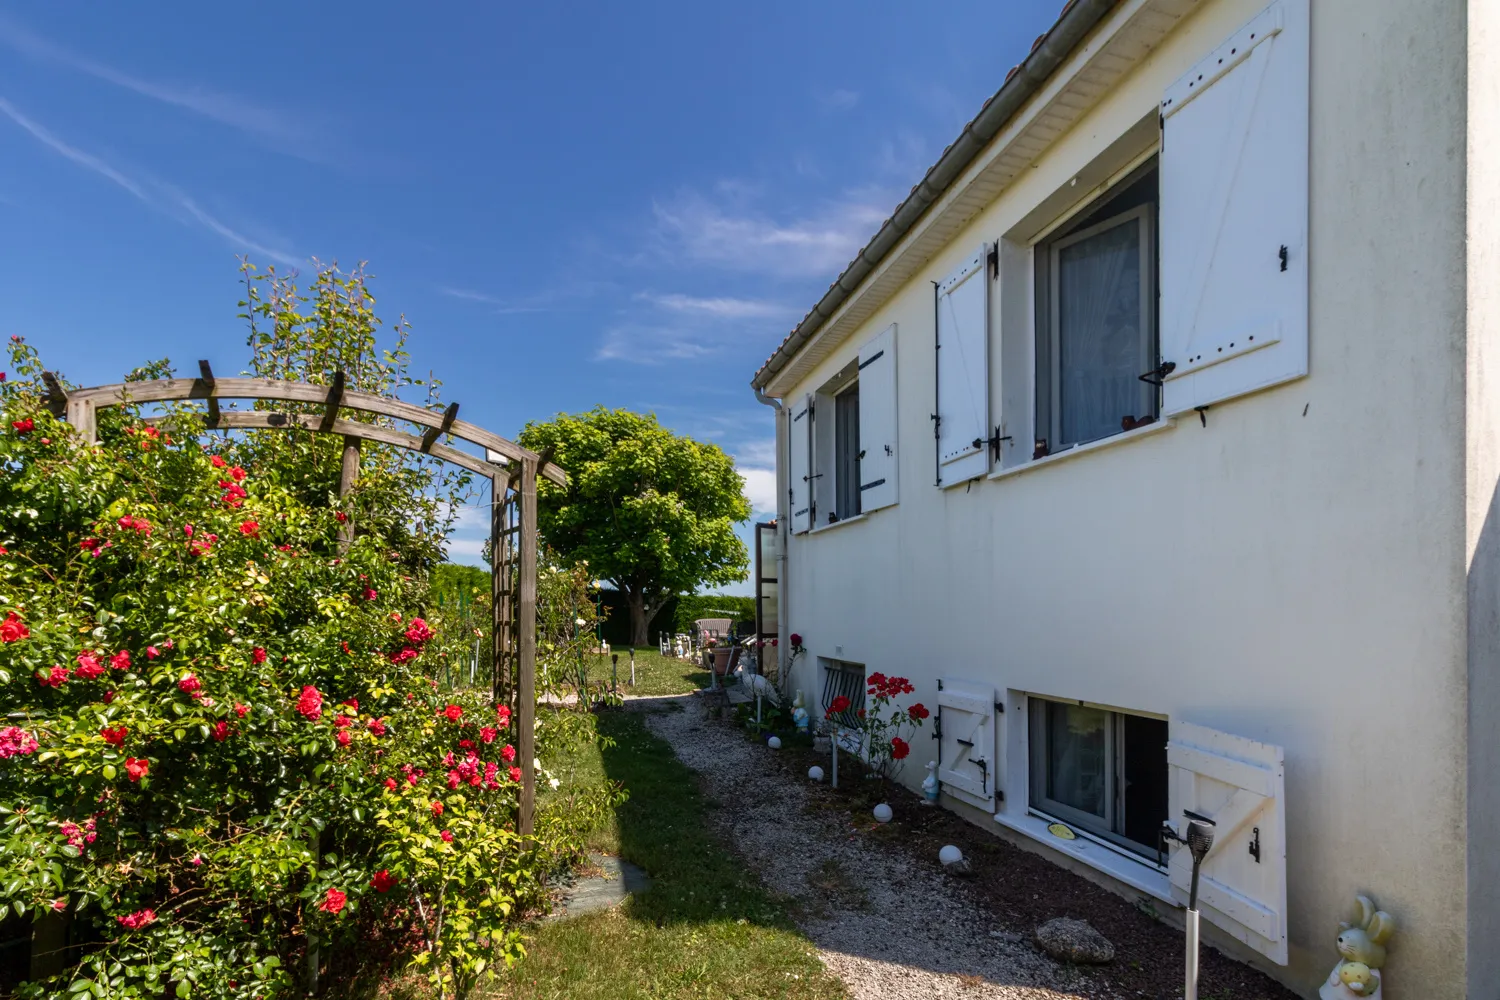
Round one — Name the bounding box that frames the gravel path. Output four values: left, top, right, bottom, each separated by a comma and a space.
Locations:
641, 695, 1108, 1000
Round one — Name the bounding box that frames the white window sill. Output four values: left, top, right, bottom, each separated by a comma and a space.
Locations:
809, 513, 868, 535
993, 811, 1176, 906
988, 419, 1176, 483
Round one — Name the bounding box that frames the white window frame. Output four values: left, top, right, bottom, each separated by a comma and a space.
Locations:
1026, 696, 1169, 861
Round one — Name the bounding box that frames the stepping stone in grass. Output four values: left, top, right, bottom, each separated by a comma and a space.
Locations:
548, 853, 653, 920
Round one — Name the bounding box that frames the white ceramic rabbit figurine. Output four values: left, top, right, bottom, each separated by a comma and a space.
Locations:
1319, 895, 1396, 999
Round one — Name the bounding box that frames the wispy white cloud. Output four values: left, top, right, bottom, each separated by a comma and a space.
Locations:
0, 96, 301, 265
817, 88, 860, 112
735, 438, 777, 469
651, 188, 891, 279
634, 292, 791, 320
0, 16, 313, 153
738, 467, 778, 516
595, 323, 720, 364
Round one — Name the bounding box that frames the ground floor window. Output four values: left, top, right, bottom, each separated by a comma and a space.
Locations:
1028, 698, 1167, 857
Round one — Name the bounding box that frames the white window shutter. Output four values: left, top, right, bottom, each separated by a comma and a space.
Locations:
935, 246, 990, 486
857, 324, 898, 512
1166, 720, 1288, 965
788, 396, 813, 534
936, 679, 995, 809
1158, 0, 1309, 417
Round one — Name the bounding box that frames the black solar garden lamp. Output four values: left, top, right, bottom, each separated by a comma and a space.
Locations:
1162, 814, 1216, 1000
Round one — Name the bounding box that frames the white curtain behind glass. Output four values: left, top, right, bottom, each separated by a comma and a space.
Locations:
1057, 218, 1143, 447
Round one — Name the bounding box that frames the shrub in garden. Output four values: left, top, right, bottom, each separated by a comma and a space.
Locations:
0, 313, 614, 998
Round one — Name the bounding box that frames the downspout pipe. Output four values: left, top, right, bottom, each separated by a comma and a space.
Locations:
753, 389, 790, 692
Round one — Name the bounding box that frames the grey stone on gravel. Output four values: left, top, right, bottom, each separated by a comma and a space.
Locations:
638, 695, 1096, 1000
1032, 918, 1115, 965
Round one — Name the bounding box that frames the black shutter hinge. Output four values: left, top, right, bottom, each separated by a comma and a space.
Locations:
1138, 361, 1177, 386
987, 241, 1000, 279
1279, 245, 1289, 272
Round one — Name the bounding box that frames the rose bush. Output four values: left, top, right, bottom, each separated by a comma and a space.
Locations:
0, 315, 617, 1000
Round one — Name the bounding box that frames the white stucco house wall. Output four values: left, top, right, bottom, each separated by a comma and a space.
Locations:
750, 0, 1500, 995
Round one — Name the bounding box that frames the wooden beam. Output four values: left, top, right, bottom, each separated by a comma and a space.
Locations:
517, 457, 538, 839
337, 435, 360, 554
67, 376, 566, 485
320, 369, 345, 434
491, 473, 507, 706
195, 361, 220, 427
420, 401, 459, 453
143, 411, 505, 479
40, 372, 68, 418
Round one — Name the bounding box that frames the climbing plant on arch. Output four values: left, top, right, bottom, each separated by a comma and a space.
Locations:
0, 327, 607, 1000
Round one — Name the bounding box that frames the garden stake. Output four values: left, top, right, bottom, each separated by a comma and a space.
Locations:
1164, 816, 1217, 1000
629, 647, 636, 686
611, 653, 618, 695
831, 731, 839, 789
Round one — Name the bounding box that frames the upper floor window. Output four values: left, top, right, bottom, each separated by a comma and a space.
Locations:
1034, 160, 1159, 455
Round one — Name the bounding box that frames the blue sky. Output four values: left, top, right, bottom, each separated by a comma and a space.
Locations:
0, 1, 1063, 593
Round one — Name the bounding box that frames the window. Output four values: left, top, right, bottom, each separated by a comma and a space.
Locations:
835, 383, 861, 520
820, 658, 864, 728
1034, 161, 1159, 455
1028, 698, 1167, 857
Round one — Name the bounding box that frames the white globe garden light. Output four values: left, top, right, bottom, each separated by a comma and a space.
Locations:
808, 765, 825, 782
873, 803, 893, 823
767, 736, 782, 750
938, 845, 963, 866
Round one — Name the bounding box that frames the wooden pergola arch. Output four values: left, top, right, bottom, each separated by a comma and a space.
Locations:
44, 362, 562, 835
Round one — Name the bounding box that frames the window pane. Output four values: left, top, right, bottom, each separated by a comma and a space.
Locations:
1121, 714, 1168, 849
1057, 217, 1143, 447
1045, 702, 1109, 819
835, 386, 861, 518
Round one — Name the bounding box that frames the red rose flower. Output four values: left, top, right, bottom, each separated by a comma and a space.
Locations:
37, 664, 69, 688
336, 730, 352, 747
239, 521, 259, 538
335, 511, 348, 523
297, 686, 323, 721
252, 647, 267, 664
116, 908, 156, 930
443, 704, 463, 723
145, 645, 160, 660
0, 612, 30, 643
211, 455, 226, 468
11, 418, 33, 433
124, 757, 150, 782
100, 725, 127, 746
319, 887, 346, 914
370, 869, 398, 893
388, 646, 419, 665
102, 690, 115, 704
367, 717, 387, 736
0, 726, 39, 758
234, 703, 249, 718
440, 830, 454, 843
212, 721, 229, 742
496, 704, 511, 726
384, 777, 398, 791
80, 537, 99, 552
790, 633, 802, 646
890, 737, 910, 760
479, 726, 497, 744
110, 650, 131, 671
362, 587, 378, 601
404, 618, 434, 645
74, 652, 105, 680
508, 766, 523, 783
825, 695, 850, 719
228, 465, 247, 482
430, 800, 444, 817
500, 744, 517, 764
907, 703, 930, 720
178, 674, 201, 696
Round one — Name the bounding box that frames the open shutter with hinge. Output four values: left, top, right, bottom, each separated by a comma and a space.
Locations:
935, 246, 990, 486
936, 679, 996, 809
1166, 720, 1288, 965
788, 395, 812, 534
857, 324, 898, 512
1158, 0, 1309, 417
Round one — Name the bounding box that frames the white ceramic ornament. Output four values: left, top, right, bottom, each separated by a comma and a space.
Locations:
767, 736, 782, 750
808, 765, 825, 782
873, 803, 893, 823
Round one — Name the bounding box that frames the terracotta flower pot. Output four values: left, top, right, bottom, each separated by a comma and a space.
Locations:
711, 648, 731, 675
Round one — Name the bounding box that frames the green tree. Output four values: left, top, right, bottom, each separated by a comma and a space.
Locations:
519, 408, 751, 645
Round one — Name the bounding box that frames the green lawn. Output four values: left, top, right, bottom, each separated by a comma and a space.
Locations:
578, 648, 710, 698
490, 708, 843, 1000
